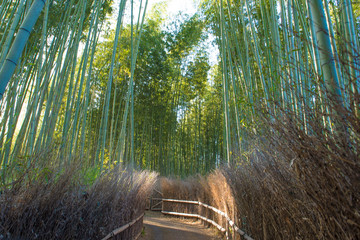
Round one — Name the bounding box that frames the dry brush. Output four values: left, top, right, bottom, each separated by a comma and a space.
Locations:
0, 166, 157, 239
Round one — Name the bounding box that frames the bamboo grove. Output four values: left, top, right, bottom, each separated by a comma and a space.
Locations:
0, 0, 223, 183
0, 0, 359, 184
0, 0, 149, 183
202, 0, 359, 162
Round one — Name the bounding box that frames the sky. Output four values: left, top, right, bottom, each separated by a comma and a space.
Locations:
148, 0, 198, 16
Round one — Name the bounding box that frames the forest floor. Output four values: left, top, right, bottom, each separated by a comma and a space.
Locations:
139, 211, 223, 240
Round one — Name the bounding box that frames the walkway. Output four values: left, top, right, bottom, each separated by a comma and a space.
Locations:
139, 211, 223, 240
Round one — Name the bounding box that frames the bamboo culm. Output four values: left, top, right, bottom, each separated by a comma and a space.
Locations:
0, 0, 46, 100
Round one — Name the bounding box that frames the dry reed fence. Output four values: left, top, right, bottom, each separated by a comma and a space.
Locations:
161, 106, 360, 240
161, 172, 238, 238
0, 166, 157, 240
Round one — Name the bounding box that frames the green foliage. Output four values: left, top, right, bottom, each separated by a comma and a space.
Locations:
88, 7, 221, 176
82, 166, 99, 185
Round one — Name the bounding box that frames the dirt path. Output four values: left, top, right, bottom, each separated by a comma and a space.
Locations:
139, 211, 223, 240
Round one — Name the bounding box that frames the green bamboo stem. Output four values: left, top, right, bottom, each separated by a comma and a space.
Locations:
0, 0, 46, 101
0, 0, 26, 67
98, 0, 127, 170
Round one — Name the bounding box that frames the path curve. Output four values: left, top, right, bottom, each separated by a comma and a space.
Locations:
139, 211, 223, 240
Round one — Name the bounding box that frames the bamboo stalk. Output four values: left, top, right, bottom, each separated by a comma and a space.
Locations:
0, 0, 46, 100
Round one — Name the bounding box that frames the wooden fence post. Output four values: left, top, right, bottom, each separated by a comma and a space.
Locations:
225, 216, 229, 239
233, 203, 236, 240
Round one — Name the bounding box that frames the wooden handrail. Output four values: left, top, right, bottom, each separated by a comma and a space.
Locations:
101, 213, 144, 240
155, 198, 199, 204
198, 202, 253, 240
162, 211, 226, 233
161, 198, 254, 240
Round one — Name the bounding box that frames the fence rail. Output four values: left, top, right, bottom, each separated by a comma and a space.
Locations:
162, 210, 226, 232
101, 213, 144, 240
159, 198, 254, 240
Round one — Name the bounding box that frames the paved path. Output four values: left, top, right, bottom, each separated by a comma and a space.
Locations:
139, 211, 223, 240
